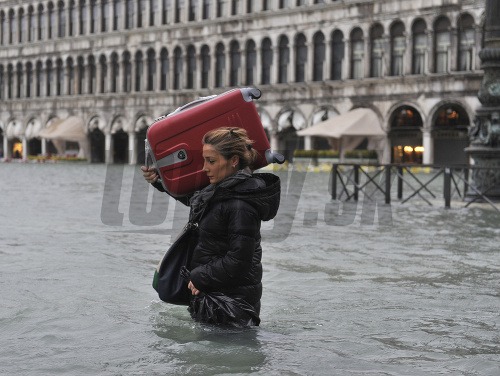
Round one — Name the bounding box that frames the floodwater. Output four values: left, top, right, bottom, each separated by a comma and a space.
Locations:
1, 162, 499, 375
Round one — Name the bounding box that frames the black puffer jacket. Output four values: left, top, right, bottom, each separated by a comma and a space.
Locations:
187, 171, 280, 308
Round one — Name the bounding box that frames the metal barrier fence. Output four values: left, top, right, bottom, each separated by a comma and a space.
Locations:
330, 163, 500, 212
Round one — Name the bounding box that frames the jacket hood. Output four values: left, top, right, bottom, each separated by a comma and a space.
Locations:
189, 169, 281, 223
219, 172, 281, 221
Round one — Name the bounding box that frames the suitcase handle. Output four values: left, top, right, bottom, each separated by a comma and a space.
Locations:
169, 88, 261, 117
265, 149, 286, 164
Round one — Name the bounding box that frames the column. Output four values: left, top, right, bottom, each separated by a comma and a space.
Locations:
450, 28, 458, 72
305, 41, 313, 82
324, 35, 331, 81
128, 132, 137, 164
426, 30, 432, 74
272, 45, 278, 84
22, 137, 28, 160
289, 40, 295, 83
404, 32, 412, 75
422, 129, 433, 165
304, 136, 312, 150
2, 136, 8, 159
343, 39, 351, 80
105, 132, 112, 163
41, 138, 47, 156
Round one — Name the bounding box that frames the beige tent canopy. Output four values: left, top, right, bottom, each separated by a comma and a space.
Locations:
38, 116, 89, 158
297, 108, 388, 162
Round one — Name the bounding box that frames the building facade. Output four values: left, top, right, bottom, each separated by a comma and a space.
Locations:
0, 0, 484, 165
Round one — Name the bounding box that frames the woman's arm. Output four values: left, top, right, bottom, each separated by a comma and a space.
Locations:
140, 166, 191, 206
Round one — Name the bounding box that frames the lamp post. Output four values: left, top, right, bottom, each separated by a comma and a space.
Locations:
466, 0, 500, 199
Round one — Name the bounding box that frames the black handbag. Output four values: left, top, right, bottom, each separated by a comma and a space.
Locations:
152, 222, 198, 305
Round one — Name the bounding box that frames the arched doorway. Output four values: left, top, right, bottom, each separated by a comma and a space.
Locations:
90, 128, 105, 163
113, 129, 128, 163
389, 105, 424, 163
11, 137, 23, 159
310, 107, 338, 150
432, 104, 469, 166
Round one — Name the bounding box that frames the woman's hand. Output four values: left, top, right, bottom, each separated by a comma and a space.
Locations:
141, 166, 159, 184
187, 281, 200, 296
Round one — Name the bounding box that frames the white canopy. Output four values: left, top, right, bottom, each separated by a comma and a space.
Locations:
38, 116, 87, 142
297, 108, 389, 162
297, 108, 385, 138
38, 116, 89, 159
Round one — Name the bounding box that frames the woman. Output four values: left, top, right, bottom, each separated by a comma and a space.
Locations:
142, 127, 281, 326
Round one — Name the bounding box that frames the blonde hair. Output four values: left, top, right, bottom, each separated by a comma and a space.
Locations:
202, 127, 259, 170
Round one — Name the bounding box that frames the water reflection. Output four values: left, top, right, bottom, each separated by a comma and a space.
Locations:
151, 306, 266, 375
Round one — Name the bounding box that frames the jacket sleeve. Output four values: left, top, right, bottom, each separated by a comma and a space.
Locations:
190, 202, 260, 291
151, 181, 191, 207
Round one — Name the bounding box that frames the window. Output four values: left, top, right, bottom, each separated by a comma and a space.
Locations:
99, 55, 107, 93
202, 0, 210, 19
7, 64, 13, 98
123, 51, 131, 92
150, 0, 157, 26
313, 32, 325, 81
245, 40, 256, 85
201, 45, 210, 88
262, 0, 269, 11
16, 63, 23, 98
125, 0, 134, 29
19, 8, 26, 43
46, 60, 53, 96
160, 48, 169, 90
330, 30, 344, 80
370, 24, 384, 78
246, 0, 253, 13
189, 0, 197, 21
173, 47, 182, 89
231, 0, 240, 15
135, 51, 143, 91
261, 38, 272, 85
67, 58, 75, 94
279, 0, 289, 9
174, 0, 181, 23
56, 59, 64, 95
0, 65, 4, 99
9, 9, 15, 43
295, 33, 307, 82
77, 56, 85, 94
113, 0, 121, 30
90, 0, 97, 33
37, 6, 44, 40
278, 36, 289, 84
58, 1, 66, 37
80, 0, 87, 35
162, 0, 169, 24
216, 0, 223, 17
69, 1, 76, 36
147, 49, 156, 91
186, 45, 196, 89
101, 0, 109, 31
138, 0, 146, 27
0, 12, 5, 45
215, 43, 225, 87
350, 28, 364, 79
88, 56, 96, 93
434, 17, 450, 73
457, 14, 475, 71
230, 41, 241, 86
390, 22, 405, 76
48, 3, 55, 39
26, 63, 33, 98
412, 19, 426, 74
36, 61, 43, 97
111, 53, 119, 92
28, 7, 35, 42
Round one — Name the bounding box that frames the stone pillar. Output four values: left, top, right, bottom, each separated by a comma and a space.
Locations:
422, 129, 433, 165
3, 136, 8, 159
105, 133, 113, 164
466, 0, 500, 198
128, 132, 136, 165
22, 137, 28, 160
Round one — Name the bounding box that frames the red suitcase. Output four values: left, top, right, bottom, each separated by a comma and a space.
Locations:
145, 87, 284, 197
